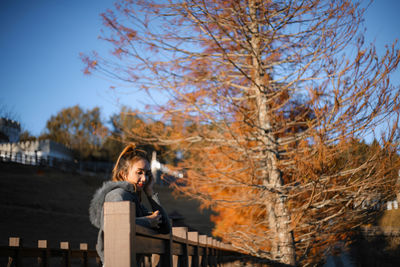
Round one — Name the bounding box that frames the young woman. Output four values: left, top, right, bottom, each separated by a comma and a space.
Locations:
89, 144, 171, 263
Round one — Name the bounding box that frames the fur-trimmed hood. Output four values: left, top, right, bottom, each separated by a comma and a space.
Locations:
89, 181, 135, 228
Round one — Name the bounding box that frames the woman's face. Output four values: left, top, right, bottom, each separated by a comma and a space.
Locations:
125, 159, 151, 191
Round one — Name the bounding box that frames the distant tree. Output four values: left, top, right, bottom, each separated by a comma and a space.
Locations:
83, 0, 400, 265
19, 130, 36, 142
98, 107, 132, 162
107, 106, 178, 164
40, 105, 107, 160
109, 106, 144, 141
0, 100, 19, 122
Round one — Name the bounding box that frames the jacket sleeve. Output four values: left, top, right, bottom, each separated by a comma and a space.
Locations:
105, 188, 152, 228
146, 193, 172, 234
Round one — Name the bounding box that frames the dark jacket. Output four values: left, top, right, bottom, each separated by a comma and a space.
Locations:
89, 181, 171, 263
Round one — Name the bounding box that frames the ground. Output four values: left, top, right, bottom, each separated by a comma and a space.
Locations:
0, 162, 214, 250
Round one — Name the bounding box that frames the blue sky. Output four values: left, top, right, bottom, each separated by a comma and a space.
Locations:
0, 0, 134, 135
0, 0, 399, 136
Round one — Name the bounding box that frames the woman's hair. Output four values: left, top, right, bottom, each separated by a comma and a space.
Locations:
111, 144, 151, 182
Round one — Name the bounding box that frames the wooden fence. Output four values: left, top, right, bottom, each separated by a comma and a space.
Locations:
103, 201, 244, 267
0, 238, 101, 267
1, 201, 254, 267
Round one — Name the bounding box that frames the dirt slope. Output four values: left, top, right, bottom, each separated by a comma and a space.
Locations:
0, 162, 214, 249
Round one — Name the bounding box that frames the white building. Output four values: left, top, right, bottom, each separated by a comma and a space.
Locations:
0, 139, 73, 164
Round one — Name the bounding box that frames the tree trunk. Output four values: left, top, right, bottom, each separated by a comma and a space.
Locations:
264, 168, 296, 265
249, 1, 295, 264
396, 170, 400, 204
259, 108, 296, 265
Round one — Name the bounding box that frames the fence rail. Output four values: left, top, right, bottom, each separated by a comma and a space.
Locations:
1, 238, 101, 267
103, 201, 245, 267
1, 201, 255, 267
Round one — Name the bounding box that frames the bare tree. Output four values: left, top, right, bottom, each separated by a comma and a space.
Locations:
83, 0, 400, 265
0, 100, 19, 122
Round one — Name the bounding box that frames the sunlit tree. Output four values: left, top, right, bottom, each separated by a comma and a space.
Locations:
40, 105, 107, 160
83, 0, 400, 265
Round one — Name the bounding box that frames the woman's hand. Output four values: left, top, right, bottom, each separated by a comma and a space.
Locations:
146, 210, 162, 229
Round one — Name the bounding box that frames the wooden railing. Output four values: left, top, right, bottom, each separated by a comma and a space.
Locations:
0, 238, 101, 267
1, 201, 252, 266
103, 201, 244, 267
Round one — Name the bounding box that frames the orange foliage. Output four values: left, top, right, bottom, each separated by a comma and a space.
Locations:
83, 0, 400, 265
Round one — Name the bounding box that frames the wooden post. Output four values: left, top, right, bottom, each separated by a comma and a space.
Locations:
207, 236, 214, 266
213, 239, 219, 267
215, 241, 219, 267
151, 254, 161, 267
38, 240, 49, 267
143, 255, 151, 267
199, 235, 208, 267
161, 219, 173, 267
9, 237, 21, 247
8, 237, 21, 267
188, 231, 199, 267
173, 227, 188, 267
60, 242, 71, 267
80, 243, 88, 267
166, 231, 174, 267
104, 201, 137, 267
